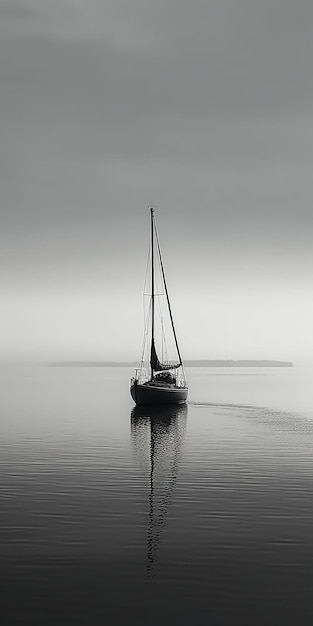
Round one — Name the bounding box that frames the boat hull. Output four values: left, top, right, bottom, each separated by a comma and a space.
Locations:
130, 382, 188, 406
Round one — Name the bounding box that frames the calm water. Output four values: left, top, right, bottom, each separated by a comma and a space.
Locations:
1, 365, 313, 625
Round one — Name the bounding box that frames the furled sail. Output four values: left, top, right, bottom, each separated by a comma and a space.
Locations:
150, 341, 181, 372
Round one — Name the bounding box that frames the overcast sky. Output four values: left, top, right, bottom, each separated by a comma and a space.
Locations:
1, 0, 313, 362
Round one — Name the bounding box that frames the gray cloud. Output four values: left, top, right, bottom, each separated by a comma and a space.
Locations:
0, 1, 36, 20
1, 0, 313, 359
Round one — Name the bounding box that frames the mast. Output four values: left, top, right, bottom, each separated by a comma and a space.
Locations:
150, 208, 155, 380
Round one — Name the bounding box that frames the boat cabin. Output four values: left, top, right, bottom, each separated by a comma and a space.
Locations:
147, 371, 177, 387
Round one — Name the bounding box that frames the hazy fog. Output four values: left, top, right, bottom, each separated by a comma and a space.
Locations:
1, 1, 313, 363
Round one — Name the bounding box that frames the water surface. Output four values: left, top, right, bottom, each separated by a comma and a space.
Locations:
1, 366, 312, 624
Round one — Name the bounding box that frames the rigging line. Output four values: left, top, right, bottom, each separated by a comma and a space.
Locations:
158, 298, 169, 363
139, 298, 151, 369
138, 239, 152, 375
143, 241, 151, 296
143, 284, 150, 330
154, 220, 183, 366
154, 234, 172, 363
154, 274, 167, 360
160, 301, 167, 363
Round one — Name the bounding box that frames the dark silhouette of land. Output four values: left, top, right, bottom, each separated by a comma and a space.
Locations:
186, 360, 294, 367
48, 360, 294, 367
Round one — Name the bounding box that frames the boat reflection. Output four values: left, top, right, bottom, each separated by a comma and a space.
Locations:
130, 403, 188, 579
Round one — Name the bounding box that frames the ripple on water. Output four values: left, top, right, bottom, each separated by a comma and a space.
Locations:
1, 367, 313, 623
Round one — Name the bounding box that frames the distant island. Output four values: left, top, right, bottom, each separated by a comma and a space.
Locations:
185, 360, 294, 367
49, 360, 294, 367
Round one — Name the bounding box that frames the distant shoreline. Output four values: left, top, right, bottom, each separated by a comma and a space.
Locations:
47, 359, 294, 368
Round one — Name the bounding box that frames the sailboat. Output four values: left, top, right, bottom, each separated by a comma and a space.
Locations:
130, 208, 188, 406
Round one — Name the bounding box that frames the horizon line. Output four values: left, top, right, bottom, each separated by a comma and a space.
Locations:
44, 359, 294, 367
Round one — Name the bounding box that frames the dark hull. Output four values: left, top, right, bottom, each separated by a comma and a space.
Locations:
130, 382, 188, 406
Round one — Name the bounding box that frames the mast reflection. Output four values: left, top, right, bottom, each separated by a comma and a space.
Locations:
130, 403, 188, 579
